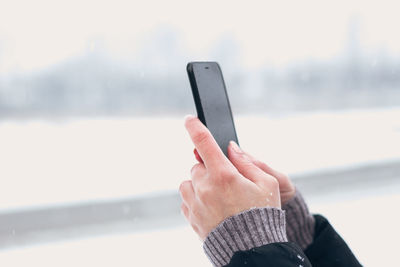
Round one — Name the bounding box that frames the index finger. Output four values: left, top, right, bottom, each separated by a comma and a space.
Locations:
184, 115, 230, 169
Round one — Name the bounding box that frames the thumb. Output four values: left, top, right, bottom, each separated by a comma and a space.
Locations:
227, 141, 269, 185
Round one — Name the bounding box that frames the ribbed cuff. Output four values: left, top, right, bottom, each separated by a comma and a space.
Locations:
203, 207, 287, 267
282, 190, 315, 250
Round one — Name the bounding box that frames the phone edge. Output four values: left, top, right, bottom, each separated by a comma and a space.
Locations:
186, 62, 207, 126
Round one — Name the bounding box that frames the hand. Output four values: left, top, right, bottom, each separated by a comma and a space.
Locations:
179, 115, 281, 240
193, 138, 296, 206
241, 152, 296, 205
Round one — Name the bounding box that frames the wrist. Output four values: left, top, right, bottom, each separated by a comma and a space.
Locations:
282, 189, 315, 250
203, 207, 287, 267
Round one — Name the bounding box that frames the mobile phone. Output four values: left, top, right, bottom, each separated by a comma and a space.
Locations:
186, 61, 238, 157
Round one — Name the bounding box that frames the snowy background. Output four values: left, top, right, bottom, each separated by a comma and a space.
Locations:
1, 0, 400, 266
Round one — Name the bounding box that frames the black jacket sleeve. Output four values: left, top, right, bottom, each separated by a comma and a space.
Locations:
304, 214, 362, 267
226, 242, 311, 267
225, 215, 362, 267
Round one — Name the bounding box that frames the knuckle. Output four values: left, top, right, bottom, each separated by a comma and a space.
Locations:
190, 165, 196, 175
257, 161, 270, 170
191, 222, 200, 235
269, 177, 280, 188
192, 131, 210, 146
258, 175, 278, 190
179, 181, 185, 192
259, 173, 278, 186
189, 202, 200, 218
180, 203, 188, 214
190, 163, 202, 176
278, 172, 289, 180
241, 157, 255, 168
179, 180, 190, 195
187, 201, 196, 212
179, 183, 184, 194
215, 168, 235, 183
197, 186, 212, 200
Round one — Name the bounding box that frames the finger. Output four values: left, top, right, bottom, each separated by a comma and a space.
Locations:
190, 162, 207, 179
184, 115, 230, 169
190, 162, 207, 191
193, 148, 204, 164
227, 141, 271, 185
181, 203, 189, 220
181, 203, 201, 237
243, 151, 288, 182
179, 180, 195, 207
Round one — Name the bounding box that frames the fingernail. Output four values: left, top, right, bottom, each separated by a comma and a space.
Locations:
230, 141, 242, 153
184, 114, 195, 124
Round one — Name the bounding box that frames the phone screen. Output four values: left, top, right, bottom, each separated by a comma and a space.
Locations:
187, 62, 238, 156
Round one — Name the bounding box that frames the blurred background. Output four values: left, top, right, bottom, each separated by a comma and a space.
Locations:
0, 0, 399, 266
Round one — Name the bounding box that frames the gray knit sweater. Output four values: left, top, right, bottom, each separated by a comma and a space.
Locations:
203, 190, 315, 267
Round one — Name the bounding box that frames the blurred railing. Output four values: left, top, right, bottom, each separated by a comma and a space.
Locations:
1, 160, 399, 250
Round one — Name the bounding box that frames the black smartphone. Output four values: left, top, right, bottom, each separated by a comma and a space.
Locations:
187, 61, 238, 157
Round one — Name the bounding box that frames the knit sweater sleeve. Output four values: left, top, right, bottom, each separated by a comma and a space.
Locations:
203, 207, 287, 267
282, 190, 315, 250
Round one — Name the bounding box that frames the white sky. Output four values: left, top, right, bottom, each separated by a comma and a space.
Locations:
0, 0, 399, 72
